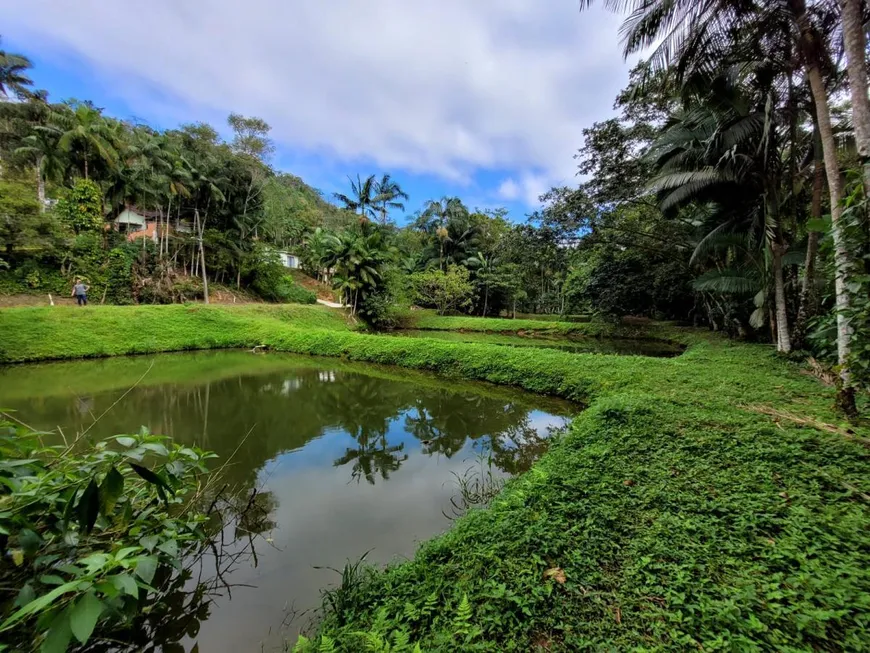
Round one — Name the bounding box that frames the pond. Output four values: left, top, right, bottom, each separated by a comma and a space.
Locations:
0, 350, 574, 652
383, 329, 685, 357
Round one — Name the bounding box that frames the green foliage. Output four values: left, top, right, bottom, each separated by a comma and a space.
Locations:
564, 245, 693, 319
249, 254, 316, 304
0, 422, 216, 651
104, 247, 135, 304
411, 265, 474, 315
56, 179, 102, 235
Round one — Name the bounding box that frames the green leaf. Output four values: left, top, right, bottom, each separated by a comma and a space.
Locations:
156, 539, 179, 558
134, 555, 158, 585
140, 442, 169, 457
76, 480, 99, 534
14, 583, 36, 608
69, 592, 104, 644
806, 218, 829, 232
114, 436, 136, 448
99, 467, 124, 516
129, 463, 173, 496
40, 609, 72, 653
0, 581, 80, 632
19, 528, 42, 556
115, 546, 140, 561
139, 535, 159, 552
111, 573, 138, 599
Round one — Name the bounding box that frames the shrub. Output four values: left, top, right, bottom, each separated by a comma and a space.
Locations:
0, 422, 216, 652
250, 257, 315, 304
411, 265, 474, 315
56, 180, 103, 235
359, 289, 407, 329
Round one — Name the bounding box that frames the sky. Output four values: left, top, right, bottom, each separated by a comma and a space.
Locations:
4, 0, 637, 223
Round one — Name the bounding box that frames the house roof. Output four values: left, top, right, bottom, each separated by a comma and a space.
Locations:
115, 206, 161, 222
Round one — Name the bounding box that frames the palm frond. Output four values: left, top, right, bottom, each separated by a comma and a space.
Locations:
692, 268, 759, 294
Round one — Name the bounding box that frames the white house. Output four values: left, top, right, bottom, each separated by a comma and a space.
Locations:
114, 207, 158, 242
277, 251, 301, 269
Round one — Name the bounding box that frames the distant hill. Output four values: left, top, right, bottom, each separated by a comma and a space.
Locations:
268, 173, 355, 230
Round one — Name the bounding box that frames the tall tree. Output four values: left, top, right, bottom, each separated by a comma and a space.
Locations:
48, 102, 118, 180
790, 0, 859, 413
15, 129, 63, 209
373, 174, 409, 225
0, 38, 33, 99
839, 0, 870, 193
421, 197, 469, 270
578, 0, 860, 409
334, 174, 379, 222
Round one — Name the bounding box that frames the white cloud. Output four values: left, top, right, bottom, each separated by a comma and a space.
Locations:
5, 0, 633, 206
497, 172, 553, 206
497, 178, 521, 201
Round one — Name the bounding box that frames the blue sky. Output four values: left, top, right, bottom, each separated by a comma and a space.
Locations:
5, 0, 637, 225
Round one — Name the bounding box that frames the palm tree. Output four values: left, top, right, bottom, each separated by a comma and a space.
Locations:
15, 129, 64, 209
333, 174, 378, 223
839, 0, 870, 194
47, 102, 118, 180
0, 38, 33, 99
421, 197, 469, 270
373, 174, 409, 225
466, 250, 499, 317
578, 0, 859, 411
789, 0, 859, 412
324, 230, 391, 314
646, 71, 795, 350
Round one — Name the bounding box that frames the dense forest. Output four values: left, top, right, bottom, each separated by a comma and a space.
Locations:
1, 0, 869, 414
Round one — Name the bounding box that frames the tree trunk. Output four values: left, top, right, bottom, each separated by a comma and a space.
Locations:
772, 243, 792, 353
196, 209, 209, 304
792, 0, 858, 414
483, 285, 489, 317
36, 156, 46, 212
83, 156, 89, 180
794, 131, 824, 348
841, 0, 870, 194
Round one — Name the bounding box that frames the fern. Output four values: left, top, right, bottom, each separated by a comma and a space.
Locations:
421, 591, 438, 621
392, 629, 411, 651
403, 601, 419, 623
318, 635, 337, 653
452, 593, 474, 637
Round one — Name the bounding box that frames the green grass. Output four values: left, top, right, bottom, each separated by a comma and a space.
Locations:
409, 311, 659, 339
0, 304, 352, 363
1, 305, 869, 650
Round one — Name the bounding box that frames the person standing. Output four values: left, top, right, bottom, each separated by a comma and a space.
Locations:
71, 278, 89, 306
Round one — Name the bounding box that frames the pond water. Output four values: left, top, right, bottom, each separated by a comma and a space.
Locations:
0, 350, 574, 652
384, 329, 684, 357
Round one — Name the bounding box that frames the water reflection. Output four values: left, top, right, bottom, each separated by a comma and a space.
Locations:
0, 351, 574, 651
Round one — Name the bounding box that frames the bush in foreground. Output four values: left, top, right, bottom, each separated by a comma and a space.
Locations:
0, 422, 216, 652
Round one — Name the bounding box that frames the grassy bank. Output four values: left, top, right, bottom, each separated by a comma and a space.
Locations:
0, 304, 351, 363
408, 311, 671, 340
1, 305, 868, 650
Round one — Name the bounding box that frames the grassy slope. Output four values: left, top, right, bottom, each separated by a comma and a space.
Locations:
0, 304, 351, 363
1, 306, 868, 650
410, 311, 669, 340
